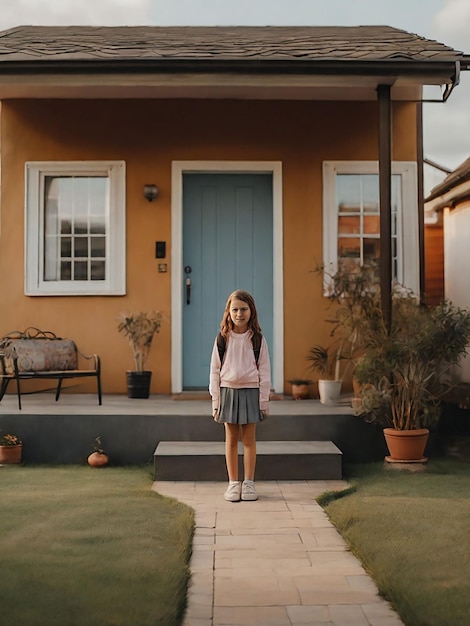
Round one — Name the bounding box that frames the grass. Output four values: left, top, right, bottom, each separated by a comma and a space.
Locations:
318, 459, 470, 626
0, 465, 194, 626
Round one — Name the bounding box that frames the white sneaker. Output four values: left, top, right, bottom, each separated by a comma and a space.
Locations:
224, 481, 241, 502
241, 480, 258, 501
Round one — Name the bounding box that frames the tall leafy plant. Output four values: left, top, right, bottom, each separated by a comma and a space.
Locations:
310, 261, 383, 381
351, 284, 470, 430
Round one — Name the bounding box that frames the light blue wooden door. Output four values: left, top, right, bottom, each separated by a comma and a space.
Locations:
183, 173, 273, 389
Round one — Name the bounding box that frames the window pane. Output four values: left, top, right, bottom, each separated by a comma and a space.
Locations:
91, 260, 106, 280
363, 238, 380, 263
336, 175, 361, 212
91, 237, 106, 257
61, 237, 72, 257
43, 175, 108, 282
90, 217, 106, 235
363, 215, 379, 235
60, 219, 72, 235
338, 216, 360, 234
362, 175, 379, 212
60, 261, 71, 280
338, 237, 360, 259
74, 261, 88, 280
74, 237, 89, 258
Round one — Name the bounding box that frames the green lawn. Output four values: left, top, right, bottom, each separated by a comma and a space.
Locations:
0, 466, 194, 626
318, 459, 470, 626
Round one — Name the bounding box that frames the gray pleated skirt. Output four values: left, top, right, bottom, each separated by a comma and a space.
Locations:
217, 387, 263, 424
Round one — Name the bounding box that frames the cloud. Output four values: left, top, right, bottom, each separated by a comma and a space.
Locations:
0, 0, 153, 30
424, 76, 470, 169
423, 0, 470, 168
433, 0, 470, 50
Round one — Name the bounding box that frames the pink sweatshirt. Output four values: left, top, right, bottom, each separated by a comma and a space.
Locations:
209, 330, 271, 413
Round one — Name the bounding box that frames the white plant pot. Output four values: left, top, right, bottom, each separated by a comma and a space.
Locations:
318, 379, 342, 405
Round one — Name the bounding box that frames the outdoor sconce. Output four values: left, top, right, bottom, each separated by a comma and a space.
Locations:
143, 184, 158, 202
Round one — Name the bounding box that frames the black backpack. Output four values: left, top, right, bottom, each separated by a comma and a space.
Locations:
216, 331, 262, 367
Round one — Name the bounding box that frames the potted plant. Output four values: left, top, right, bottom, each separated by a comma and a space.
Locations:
352, 285, 470, 462
117, 310, 162, 398
314, 261, 382, 385
287, 378, 313, 400
87, 436, 109, 467
0, 431, 22, 464
308, 261, 381, 405
307, 344, 343, 405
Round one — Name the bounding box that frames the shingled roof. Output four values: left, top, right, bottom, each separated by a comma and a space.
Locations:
0, 25, 465, 67
0, 25, 467, 102
426, 157, 470, 203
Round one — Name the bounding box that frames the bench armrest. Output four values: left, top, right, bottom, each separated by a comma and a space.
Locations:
76, 349, 101, 373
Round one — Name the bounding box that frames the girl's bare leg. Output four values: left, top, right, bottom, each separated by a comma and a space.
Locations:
224, 423, 240, 481
241, 423, 257, 481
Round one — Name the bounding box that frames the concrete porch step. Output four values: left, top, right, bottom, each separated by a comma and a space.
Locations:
154, 440, 342, 481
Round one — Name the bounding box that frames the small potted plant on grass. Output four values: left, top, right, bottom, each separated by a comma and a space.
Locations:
117, 310, 162, 398
0, 431, 23, 464
87, 436, 109, 467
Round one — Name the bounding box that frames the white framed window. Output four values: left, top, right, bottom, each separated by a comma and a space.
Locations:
25, 161, 126, 295
323, 161, 419, 295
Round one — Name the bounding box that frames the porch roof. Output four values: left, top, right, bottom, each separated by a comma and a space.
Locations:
0, 25, 468, 101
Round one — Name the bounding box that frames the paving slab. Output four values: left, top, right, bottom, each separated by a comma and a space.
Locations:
152, 480, 404, 626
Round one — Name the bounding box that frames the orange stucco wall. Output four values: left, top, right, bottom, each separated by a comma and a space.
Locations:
0, 98, 418, 395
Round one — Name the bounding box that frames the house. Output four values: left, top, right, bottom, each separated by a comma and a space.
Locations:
425, 157, 470, 381
0, 25, 468, 396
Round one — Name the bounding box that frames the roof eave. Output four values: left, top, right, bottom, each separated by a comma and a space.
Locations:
0, 57, 461, 81
425, 180, 470, 211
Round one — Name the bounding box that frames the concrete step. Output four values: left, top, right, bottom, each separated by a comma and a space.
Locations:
154, 440, 342, 481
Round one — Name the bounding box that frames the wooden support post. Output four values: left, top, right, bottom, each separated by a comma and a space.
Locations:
416, 101, 425, 303
378, 84, 392, 333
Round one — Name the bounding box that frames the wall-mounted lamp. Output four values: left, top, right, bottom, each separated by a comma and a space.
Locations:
143, 184, 158, 202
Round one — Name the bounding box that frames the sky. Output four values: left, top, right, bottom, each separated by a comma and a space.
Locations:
1, 0, 469, 172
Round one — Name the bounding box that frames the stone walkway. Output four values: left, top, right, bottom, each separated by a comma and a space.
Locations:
153, 480, 404, 626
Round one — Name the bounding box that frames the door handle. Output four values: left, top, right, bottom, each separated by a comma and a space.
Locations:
184, 266, 192, 305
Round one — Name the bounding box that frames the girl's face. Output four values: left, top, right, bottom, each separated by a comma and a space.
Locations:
229, 298, 251, 333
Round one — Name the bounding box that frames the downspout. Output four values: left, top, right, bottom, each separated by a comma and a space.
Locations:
442, 61, 460, 102
378, 84, 392, 333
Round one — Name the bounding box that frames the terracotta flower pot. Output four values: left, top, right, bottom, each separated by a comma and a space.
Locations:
383, 428, 429, 463
290, 383, 310, 400
87, 452, 109, 467
0, 444, 22, 464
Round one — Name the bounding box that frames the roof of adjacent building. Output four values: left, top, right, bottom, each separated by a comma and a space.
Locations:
0, 25, 466, 66
426, 157, 470, 202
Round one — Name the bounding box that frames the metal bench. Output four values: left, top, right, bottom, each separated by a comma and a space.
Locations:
0, 327, 102, 409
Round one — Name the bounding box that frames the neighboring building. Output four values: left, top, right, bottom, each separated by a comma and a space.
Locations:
425, 157, 470, 380
0, 25, 468, 395
424, 158, 452, 305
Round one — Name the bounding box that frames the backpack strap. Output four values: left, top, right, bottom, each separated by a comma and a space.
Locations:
216, 331, 262, 367
216, 332, 226, 366
251, 332, 262, 365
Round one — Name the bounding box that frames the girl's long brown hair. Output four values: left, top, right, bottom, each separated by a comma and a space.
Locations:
219, 290, 262, 339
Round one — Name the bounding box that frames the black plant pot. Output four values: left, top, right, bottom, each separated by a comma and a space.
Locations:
126, 371, 152, 399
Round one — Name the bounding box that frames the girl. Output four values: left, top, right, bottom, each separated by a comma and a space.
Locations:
209, 290, 271, 502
